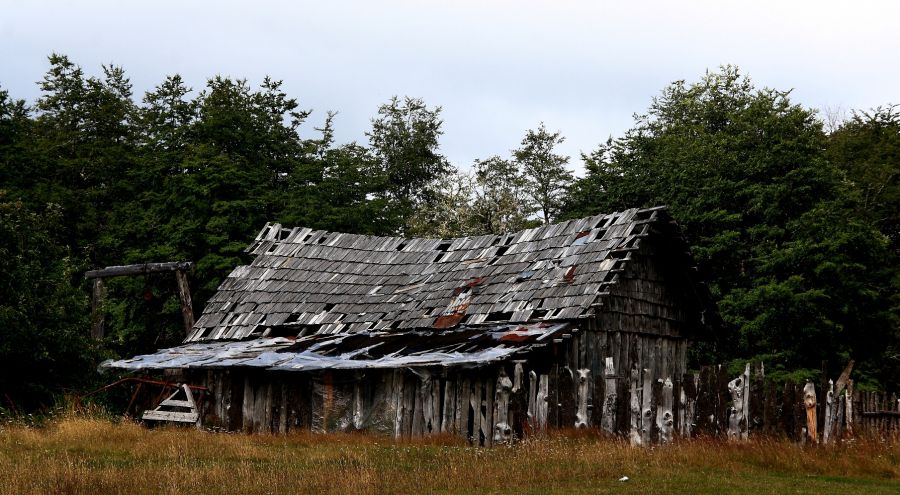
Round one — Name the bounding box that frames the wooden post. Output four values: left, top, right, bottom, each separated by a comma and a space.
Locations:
601, 357, 617, 433
534, 373, 548, 431
90, 278, 106, 340
803, 381, 818, 443
641, 367, 652, 446
680, 373, 698, 438
493, 368, 513, 443
527, 370, 538, 429
845, 379, 854, 437
575, 369, 590, 429
727, 363, 750, 441
823, 379, 834, 444
629, 365, 642, 446
174, 269, 195, 336
657, 377, 674, 444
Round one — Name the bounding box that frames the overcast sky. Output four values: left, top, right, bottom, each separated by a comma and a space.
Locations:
2, 1, 898, 174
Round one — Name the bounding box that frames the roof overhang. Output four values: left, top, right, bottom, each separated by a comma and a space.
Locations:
103, 322, 571, 372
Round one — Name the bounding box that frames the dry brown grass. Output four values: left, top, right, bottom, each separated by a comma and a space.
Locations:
1, 416, 897, 495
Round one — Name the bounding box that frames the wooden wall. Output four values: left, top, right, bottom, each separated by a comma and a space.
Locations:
188, 327, 688, 445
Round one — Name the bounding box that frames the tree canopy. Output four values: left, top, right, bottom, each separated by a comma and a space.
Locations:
565, 66, 898, 386
0, 57, 897, 410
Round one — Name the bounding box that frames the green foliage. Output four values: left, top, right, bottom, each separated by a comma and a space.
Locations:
2, 54, 898, 406
565, 66, 898, 388
513, 123, 573, 225
0, 195, 96, 410
826, 105, 900, 249
367, 96, 450, 233
471, 156, 535, 234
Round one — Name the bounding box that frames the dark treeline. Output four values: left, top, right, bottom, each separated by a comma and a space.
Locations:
0, 57, 897, 411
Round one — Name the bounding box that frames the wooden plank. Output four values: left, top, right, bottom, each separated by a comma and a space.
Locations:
483, 377, 494, 447
90, 278, 105, 340
493, 368, 513, 443
803, 381, 818, 443
680, 372, 698, 438
823, 379, 834, 444
85, 261, 194, 279
629, 364, 641, 445
535, 373, 549, 432
470, 379, 482, 443
601, 357, 617, 433
142, 410, 199, 423
174, 269, 195, 336
749, 363, 764, 435
548, 364, 560, 429
657, 377, 673, 444
726, 363, 749, 441
559, 367, 576, 428
641, 369, 652, 445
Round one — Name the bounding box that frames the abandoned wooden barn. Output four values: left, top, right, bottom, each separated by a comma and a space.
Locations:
106, 206, 716, 445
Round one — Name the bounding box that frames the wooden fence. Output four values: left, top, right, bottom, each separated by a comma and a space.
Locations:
621, 362, 899, 444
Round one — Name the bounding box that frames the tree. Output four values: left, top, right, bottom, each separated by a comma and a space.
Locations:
470, 156, 534, 234
513, 123, 573, 225
367, 96, 449, 232
31, 54, 139, 266
826, 105, 900, 249
564, 66, 898, 387
0, 195, 95, 410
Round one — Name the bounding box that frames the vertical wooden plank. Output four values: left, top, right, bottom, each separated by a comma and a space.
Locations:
510, 363, 528, 439
90, 278, 105, 340
615, 333, 630, 435
242, 375, 254, 432
470, 378, 482, 444
641, 366, 653, 445
780, 381, 794, 439
536, 373, 549, 432
601, 357, 617, 433
483, 376, 494, 447
823, 379, 835, 444
527, 370, 537, 431
575, 368, 591, 428
803, 381, 818, 443
749, 363, 764, 436
455, 376, 467, 436
629, 364, 642, 446
174, 269, 195, 336
648, 377, 661, 444
548, 364, 560, 429
727, 363, 750, 441
278, 382, 288, 434
559, 367, 576, 428
680, 372, 698, 438
657, 377, 674, 444
493, 368, 513, 443
441, 376, 454, 433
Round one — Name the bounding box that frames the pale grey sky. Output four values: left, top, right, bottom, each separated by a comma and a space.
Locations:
2, 1, 898, 174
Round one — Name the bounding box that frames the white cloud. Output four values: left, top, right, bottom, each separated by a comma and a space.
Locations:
2, 0, 898, 175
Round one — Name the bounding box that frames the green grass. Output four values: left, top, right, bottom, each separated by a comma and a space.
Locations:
0, 417, 897, 494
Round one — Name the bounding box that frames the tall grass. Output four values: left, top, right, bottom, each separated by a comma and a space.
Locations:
1, 415, 897, 495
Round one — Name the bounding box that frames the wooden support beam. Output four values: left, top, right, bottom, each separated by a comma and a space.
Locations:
90, 278, 106, 340
85, 261, 194, 279
174, 269, 195, 335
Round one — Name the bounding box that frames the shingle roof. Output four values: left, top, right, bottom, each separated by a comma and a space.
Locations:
186, 206, 670, 343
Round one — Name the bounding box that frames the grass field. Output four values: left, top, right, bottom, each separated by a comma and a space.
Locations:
0, 416, 898, 495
